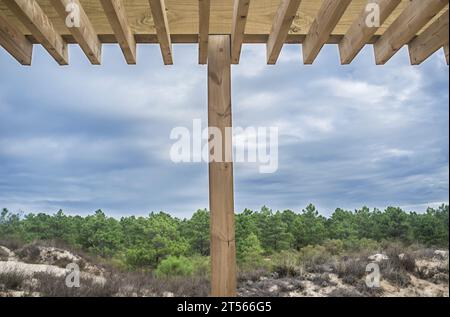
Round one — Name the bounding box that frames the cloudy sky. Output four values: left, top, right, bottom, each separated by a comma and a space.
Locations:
0, 42, 448, 219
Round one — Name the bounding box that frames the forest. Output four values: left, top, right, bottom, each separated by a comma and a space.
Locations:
0, 204, 448, 276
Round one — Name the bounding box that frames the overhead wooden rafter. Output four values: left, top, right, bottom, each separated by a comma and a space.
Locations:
374, 0, 448, 65
339, 0, 401, 65
3, 0, 68, 65
50, 0, 101, 65
198, 0, 210, 65
303, 0, 352, 64
149, 0, 173, 65
231, 0, 250, 64
100, 0, 136, 64
0, 13, 32, 65
266, 0, 302, 65
408, 10, 449, 65
0, 0, 448, 66
445, 44, 449, 65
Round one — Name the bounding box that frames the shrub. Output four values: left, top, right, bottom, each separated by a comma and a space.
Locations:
238, 268, 270, 282
155, 256, 194, 278
237, 233, 264, 268
382, 248, 416, 273
32, 272, 120, 297
271, 251, 301, 277
299, 245, 331, 269
343, 238, 380, 252
0, 247, 9, 261
383, 270, 411, 287
0, 236, 25, 251
337, 258, 368, 286
124, 247, 156, 269
0, 270, 26, 290
16, 244, 41, 263
323, 239, 344, 255
190, 256, 210, 276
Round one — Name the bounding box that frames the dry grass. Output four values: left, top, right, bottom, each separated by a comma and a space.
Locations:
0, 270, 26, 291
0, 248, 9, 261
16, 244, 41, 264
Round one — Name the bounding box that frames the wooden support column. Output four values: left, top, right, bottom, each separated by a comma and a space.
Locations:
208, 35, 236, 297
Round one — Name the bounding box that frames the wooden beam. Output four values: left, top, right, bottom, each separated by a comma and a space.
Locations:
208, 35, 236, 297
3, 0, 68, 65
408, 10, 449, 65
100, 0, 136, 64
374, 0, 448, 65
267, 0, 302, 65
339, 0, 401, 65
303, 0, 351, 64
198, 0, 210, 65
445, 44, 449, 65
0, 13, 32, 65
149, 0, 173, 65
231, 0, 250, 64
50, 0, 101, 65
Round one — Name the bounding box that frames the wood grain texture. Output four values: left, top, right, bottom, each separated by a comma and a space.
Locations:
198, 0, 210, 64
302, 0, 351, 64
0, 13, 32, 65
3, 0, 67, 65
0, 1, 440, 36
267, 0, 302, 64
231, 0, 250, 64
445, 44, 449, 65
374, 0, 448, 65
149, 0, 172, 65
208, 35, 236, 297
339, 0, 401, 64
0, 0, 447, 65
100, 0, 136, 64
408, 10, 449, 65
50, 0, 101, 64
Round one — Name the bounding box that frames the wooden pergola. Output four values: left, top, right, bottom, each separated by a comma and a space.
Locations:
1, 0, 449, 297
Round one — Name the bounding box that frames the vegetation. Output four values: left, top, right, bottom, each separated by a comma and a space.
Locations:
0, 204, 448, 275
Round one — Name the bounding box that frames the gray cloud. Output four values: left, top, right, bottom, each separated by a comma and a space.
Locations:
0, 43, 448, 218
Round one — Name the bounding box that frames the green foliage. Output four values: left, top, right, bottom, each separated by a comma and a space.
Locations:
237, 233, 264, 270
155, 256, 194, 278
323, 239, 344, 255
299, 245, 331, 268
179, 209, 210, 256
0, 204, 448, 274
293, 204, 327, 248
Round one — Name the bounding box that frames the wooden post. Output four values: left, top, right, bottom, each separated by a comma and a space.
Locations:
208, 35, 237, 297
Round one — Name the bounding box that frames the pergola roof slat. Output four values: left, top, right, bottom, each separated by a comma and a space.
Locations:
51, 0, 102, 65
408, 10, 449, 65
149, 0, 173, 65
266, 0, 302, 65
0, 13, 32, 65
0, 0, 448, 66
100, 0, 136, 65
3, 0, 68, 65
339, 0, 401, 65
198, 0, 210, 65
445, 44, 449, 65
303, 0, 352, 65
231, 0, 250, 65
374, 0, 448, 65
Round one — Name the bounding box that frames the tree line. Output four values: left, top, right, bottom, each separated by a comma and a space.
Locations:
0, 204, 448, 269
